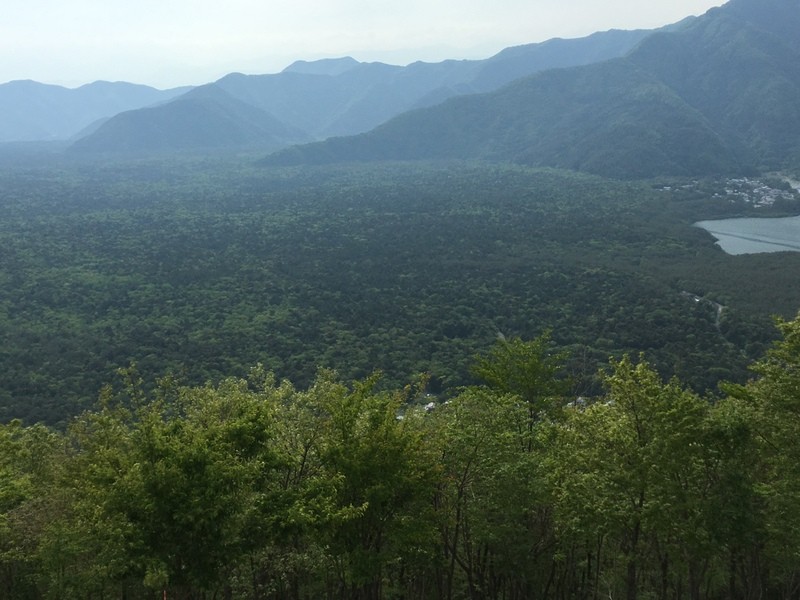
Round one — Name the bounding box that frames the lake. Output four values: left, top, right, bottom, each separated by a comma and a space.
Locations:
694, 215, 800, 255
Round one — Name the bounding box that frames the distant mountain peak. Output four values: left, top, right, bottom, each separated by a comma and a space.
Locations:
282, 57, 362, 77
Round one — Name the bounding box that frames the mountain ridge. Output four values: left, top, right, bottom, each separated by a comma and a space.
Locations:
66, 27, 654, 154
263, 58, 738, 178
262, 0, 800, 178
10, 0, 797, 179
0, 80, 189, 142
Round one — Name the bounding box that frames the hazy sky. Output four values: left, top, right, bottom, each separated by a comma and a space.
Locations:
2, 0, 725, 89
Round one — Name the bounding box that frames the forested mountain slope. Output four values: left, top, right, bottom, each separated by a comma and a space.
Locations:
628, 0, 800, 170
265, 0, 800, 179
264, 59, 738, 178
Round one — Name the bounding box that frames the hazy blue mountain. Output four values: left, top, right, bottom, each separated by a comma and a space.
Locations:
213, 62, 404, 138
467, 28, 657, 93
282, 56, 362, 76
215, 28, 653, 140
70, 85, 310, 154
264, 0, 800, 178
72, 27, 652, 153
0, 80, 188, 142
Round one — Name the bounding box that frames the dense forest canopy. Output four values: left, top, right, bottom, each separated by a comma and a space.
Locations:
3, 320, 800, 599
1, 157, 799, 424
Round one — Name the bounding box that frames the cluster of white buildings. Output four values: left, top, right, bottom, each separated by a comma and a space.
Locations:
714, 177, 797, 207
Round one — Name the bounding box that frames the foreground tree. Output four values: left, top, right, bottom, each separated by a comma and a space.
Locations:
424, 334, 571, 599
726, 315, 800, 597
0, 421, 63, 599
32, 367, 284, 599
313, 372, 439, 600
471, 332, 570, 427
546, 357, 726, 600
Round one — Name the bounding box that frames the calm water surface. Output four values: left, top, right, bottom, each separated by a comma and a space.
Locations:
694, 215, 800, 255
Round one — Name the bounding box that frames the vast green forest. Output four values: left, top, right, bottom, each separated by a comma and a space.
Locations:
3, 155, 800, 599
1, 157, 799, 425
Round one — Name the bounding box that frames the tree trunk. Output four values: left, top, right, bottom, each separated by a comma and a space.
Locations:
626, 559, 638, 600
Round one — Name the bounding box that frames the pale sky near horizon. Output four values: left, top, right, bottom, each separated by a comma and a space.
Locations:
2, 0, 725, 89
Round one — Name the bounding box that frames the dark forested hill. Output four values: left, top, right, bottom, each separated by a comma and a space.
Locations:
0, 80, 188, 142
265, 0, 800, 178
